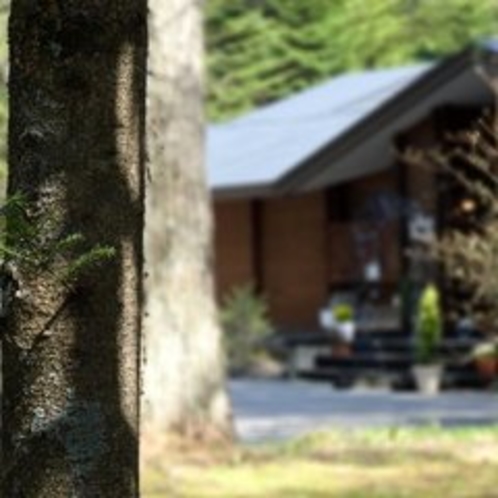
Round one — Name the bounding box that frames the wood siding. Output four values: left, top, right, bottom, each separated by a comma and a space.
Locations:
262, 192, 328, 328
214, 200, 254, 299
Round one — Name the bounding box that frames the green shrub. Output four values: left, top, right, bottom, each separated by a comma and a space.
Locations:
220, 284, 273, 375
415, 284, 443, 363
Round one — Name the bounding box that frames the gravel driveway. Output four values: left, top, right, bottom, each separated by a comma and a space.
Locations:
229, 378, 498, 443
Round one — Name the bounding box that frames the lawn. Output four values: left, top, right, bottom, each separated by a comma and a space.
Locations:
142, 426, 498, 498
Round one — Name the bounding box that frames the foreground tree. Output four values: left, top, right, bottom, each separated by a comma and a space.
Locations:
142, 0, 233, 453
2, 2, 147, 496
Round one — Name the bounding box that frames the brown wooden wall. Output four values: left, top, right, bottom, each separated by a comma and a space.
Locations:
213, 171, 405, 330
213, 200, 254, 301
214, 192, 328, 328
261, 192, 328, 328
213, 171, 406, 329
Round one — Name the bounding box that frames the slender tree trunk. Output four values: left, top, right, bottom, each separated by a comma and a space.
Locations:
142, 0, 233, 452
2, 2, 147, 496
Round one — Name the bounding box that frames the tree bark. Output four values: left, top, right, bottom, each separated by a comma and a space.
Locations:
2, 2, 147, 496
142, 0, 233, 452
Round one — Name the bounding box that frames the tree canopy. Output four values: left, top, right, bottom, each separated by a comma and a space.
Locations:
206, 0, 498, 121
0, 1, 497, 185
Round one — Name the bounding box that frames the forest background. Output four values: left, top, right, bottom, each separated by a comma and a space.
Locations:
1, 0, 498, 187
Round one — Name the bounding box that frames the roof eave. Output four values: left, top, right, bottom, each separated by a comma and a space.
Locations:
212, 183, 275, 200
276, 47, 476, 193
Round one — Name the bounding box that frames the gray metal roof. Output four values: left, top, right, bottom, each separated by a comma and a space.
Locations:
207, 64, 432, 192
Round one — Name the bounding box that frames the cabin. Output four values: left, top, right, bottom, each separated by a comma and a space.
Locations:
208, 42, 496, 347
208, 40, 498, 390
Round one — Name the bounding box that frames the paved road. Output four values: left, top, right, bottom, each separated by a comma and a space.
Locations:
229, 379, 498, 443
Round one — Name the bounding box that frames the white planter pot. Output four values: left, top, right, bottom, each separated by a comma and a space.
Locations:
336, 321, 355, 343
412, 364, 442, 395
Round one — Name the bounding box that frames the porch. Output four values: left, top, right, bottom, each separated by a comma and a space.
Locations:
274, 326, 487, 390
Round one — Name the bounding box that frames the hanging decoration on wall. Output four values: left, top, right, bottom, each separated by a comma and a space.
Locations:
409, 211, 435, 244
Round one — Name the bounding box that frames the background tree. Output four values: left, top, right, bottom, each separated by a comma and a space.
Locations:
142, 0, 233, 454
426, 110, 498, 333
1, 1, 497, 189
2, 1, 147, 496
206, 0, 498, 121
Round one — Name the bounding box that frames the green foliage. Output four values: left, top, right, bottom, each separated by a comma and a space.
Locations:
206, 0, 498, 121
0, 194, 115, 286
62, 244, 116, 282
415, 284, 442, 364
416, 108, 498, 332
332, 303, 354, 323
220, 284, 273, 375
471, 339, 498, 360
409, 0, 498, 58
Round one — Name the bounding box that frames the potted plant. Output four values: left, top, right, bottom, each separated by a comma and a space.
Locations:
331, 303, 355, 356
412, 284, 443, 394
471, 340, 498, 383
333, 304, 355, 339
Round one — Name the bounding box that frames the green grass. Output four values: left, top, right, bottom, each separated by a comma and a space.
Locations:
142, 426, 498, 498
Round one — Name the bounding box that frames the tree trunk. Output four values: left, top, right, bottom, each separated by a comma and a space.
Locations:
142, 0, 233, 451
2, 2, 147, 496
